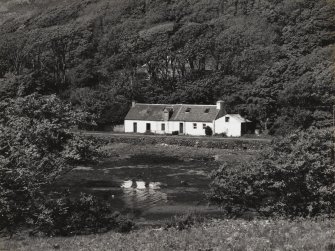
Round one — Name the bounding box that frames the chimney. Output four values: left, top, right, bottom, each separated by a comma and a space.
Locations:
163, 107, 173, 121
216, 100, 224, 110
132, 100, 136, 107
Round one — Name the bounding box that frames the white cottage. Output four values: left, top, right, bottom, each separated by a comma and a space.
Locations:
124, 101, 251, 137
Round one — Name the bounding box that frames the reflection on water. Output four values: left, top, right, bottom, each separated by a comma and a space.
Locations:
54, 155, 225, 221
121, 180, 167, 209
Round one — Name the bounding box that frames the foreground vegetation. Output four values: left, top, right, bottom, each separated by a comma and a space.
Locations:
0, 94, 132, 236
2, 218, 335, 251
209, 128, 335, 217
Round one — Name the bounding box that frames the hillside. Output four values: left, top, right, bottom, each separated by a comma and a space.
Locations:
0, 0, 334, 133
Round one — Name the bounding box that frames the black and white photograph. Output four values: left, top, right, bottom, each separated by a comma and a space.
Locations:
0, 0, 334, 250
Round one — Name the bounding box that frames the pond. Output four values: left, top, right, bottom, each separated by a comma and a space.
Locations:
55, 154, 226, 224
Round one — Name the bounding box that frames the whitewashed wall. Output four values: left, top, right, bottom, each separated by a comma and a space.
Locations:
214, 115, 241, 137
125, 120, 182, 134
184, 122, 214, 136
125, 120, 215, 135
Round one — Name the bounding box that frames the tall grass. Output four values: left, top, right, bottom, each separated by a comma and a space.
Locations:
2, 218, 335, 251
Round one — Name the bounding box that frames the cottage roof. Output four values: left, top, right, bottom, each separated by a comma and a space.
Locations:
125, 103, 225, 122
124, 104, 179, 121
171, 104, 222, 122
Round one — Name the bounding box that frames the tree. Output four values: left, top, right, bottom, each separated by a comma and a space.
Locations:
0, 33, 28, 76
205, 126, 213, 136
209, 128, 335, 217
0, 94, 95, 234
70, 87, 129, 129
0, 0, 334, 135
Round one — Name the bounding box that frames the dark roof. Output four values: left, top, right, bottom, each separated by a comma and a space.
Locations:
171, 105, 221, 122
124, 104, 179, 121
125, 103, 225, 122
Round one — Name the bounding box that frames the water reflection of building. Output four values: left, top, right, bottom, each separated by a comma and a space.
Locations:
121, 180, 167, 209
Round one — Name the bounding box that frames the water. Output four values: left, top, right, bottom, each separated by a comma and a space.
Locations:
56, 154, 224, 222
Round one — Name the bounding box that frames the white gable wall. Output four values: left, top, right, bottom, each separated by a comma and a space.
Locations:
214, 115, 242, 137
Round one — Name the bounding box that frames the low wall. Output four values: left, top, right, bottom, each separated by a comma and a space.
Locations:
85, 133, 270, 150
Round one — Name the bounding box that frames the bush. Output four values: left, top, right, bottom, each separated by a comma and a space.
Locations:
209, 162, 260, 216
172, 131, 179, 135
213, 132, 227, 137
205, 126, 213, 136
63, 136, 102, 164
0, 94, 98, 235
209, 128, 335, 217
31, 193, 134, 236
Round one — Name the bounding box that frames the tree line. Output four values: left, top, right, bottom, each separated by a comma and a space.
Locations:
0, 0, 334, 133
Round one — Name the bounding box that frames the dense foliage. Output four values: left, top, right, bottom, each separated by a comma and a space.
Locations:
0, 94, 117, 235
205, 125, 213, 136
209, 128, 335, 217
33, 192, 134, 236
0, 0, 334, 132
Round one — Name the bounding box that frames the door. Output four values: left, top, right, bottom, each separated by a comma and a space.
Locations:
133, 122, 137, 133
146, 123, 151, 132
179, 123, 183, 134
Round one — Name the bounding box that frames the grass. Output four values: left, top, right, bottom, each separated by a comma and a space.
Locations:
98, 142, 258, 163
2, 218, 334, 251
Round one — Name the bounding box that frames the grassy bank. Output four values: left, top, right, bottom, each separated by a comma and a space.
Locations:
2, 219, 334, 251
81, 131, 270, 151
98, 142, 259, 163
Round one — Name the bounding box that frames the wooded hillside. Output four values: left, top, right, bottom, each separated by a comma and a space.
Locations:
0, 0, 334, 133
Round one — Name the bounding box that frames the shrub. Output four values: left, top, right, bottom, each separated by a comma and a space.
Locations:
213, 132, 227, 137
0, 94, 98, 235
31, 193, 134, 236
209, 128, 335, 217
172, 131, 179, 135
205, 126, 213, 136
63, 136, 101, 164
209, 163, 261, 216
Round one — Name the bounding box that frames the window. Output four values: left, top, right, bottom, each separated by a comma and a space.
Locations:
225, 117, 230, 123
185, 108, 191, 112
204, 108, 210, 113
161, 123, 165, 131
146, 123, 151, 131
203, 124, 206, 129
193, 123, 197, 129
